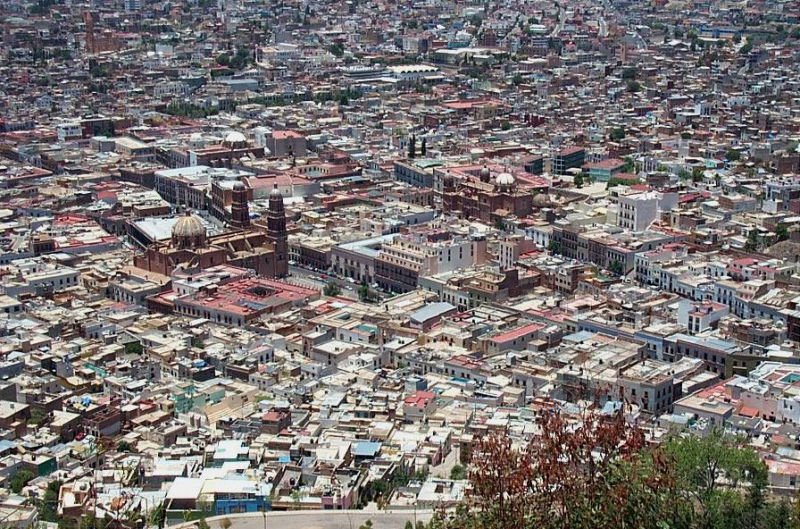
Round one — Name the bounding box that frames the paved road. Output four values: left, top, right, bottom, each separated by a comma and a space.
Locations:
172, 510, 435, 529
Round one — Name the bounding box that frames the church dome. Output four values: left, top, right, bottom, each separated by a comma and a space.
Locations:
496, 172, 515, 186
223, 131, 247, 148
172, 212, 206, 240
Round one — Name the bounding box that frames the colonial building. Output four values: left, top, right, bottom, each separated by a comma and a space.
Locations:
441, 165, 539, 223
133, 185, 288, 278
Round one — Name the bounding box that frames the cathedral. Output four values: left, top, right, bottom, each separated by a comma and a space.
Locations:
133, 184, 288, 279
441, 165, 539, 223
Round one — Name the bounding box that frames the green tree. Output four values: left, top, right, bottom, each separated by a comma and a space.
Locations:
323, 282, 341, 297
405, 522, 414, 529
124, 341, 143, 355
627, 80, 641, 93
37, 480, 62, 522
358, 283, 371, 302
116, 440, 133, 452
573, 173, 584, 188
149, 502, 166, 529
745, 229, 760, 251
548, 240, 561, 254
328, 43, 345, 57
450, 464, 467, 480
726, 149, 741, 161
776, 224, 789, 242
9, 469, 35, 493
621, 67, 637, 79
29, 408, 47, 426
664, 430, 768, 529
610, 127, 625, 141
622, 157, 635, 173
607, 176, 640, 189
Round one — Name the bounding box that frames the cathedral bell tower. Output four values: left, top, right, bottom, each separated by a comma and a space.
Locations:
266, 184, 288, 278
230, 182, 250, 229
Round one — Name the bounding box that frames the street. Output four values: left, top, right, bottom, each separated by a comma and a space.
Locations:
287, 264, 359, 300
172, 510, 435, 529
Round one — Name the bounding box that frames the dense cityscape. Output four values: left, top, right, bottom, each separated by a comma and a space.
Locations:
0, 0, 800, 527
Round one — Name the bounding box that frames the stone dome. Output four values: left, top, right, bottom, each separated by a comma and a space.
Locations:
172, 212, 205, 239
495, 172, 515, 186
223, 131, 247, 147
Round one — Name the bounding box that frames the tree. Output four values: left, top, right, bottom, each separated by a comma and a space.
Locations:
573, 173, 584, 188
745, 228, 760, 252
664, 430, 768, 529
726, 149, 741, 161
150, 502, 166, 529
408, 135, 416, 159
124, 341, 143, 355
420, 137, 427, 156
607, 176, 640, 189
358, 283, 371, 302
9, 469, 35, 493
621, 67, 637, 79
116, 440, 134, 452
622, 157, 636, 173
328, 43, 345, 57
405, 522, 414, 529
37, 480, 62, 523
548, 240, 561, 254
450, 464, 467, 480
323, 282, 341, 297
609, 260, 624, 276
776, 224, 789, 242
627, 80, 641, 92
610, 127, 625, 141
740, 38, 753, 54
435, 409, 680, 529
763, 499, 794, 529
29, 408, 47, 426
